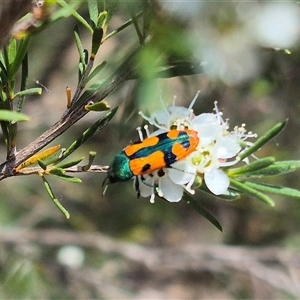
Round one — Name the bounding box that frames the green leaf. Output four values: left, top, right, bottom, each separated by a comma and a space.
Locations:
75, 79, 106, 107
16, 145, 61, 171
57, 107, 118, 162
227, 157, 275, 177
14, 88, 42, 98
87, 0, 99, 28
10, 38, 31, 78
56, 0, 93, 33
85, 101, 110, 111
182, 193, 223, 232
244, 181, 300, 199
41, 175, 70, 219
230, 178, 275, 206
57, 157, 84, 169
17, 52, 29, 113
49, 167, 65, 176
91, 27, 103, 56
239, 120, 287, 161
51, 173, 82, 183
238, 160, 300, 177
101, 12, 141, 43
49, 0, 82, 22
84, 61, 106, 83
7, 39, 17, 65
0, 60, 8, 85
74, 25, 86, 67
37, 159, 47, 170
49, 167, 84, 182
49, 168, 82, 183
83, 49, 89, 65
154, 61, 205, 78
0, 110, 29, 121
97, 11, 108, 29
82, 151, 96, 171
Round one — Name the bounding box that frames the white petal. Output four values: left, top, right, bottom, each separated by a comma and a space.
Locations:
159, 176, 184, 202
192, 114, 220, 146
193, 113, 216, 125
214, 136, 241, 158
168, 106, 191, 119
135, 176, 152, 197
167, 161, 196, 184
204, 169, 229, 195
152, 110, 170, 124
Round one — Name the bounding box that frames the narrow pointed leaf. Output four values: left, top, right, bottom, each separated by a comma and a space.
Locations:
57, 107, 118, 162
183, 193, 223, 232
49, 167, 86, 183
14, 88, 42, 98
91, 27, 103, 56
230, 178, 275, 206
37, 159, 47, 170
87, 0, 99, 28
238, 160, 300, 177
75, 79, 106, 107
56, 0, 93, 33
51, 173, 82, 183
74, 25, 86, 66
85, 101, 110, 111
16, 145, 60, 171
0, 110, 29, 122
85, 61, 106, 83
10, 38, 31, 77
227, 157, 275, 177
155, 62, 205, 78
7, 39, 17, 65
0, 60, 8, 84
48, 0, 81, 22
41, 175, 70, 219
17, 52, 29, 113
57, 157, 84, 169
239, 120, 287, 161
244, 181, 300, 199
82, 151, 96, 171
97, 11, 108, 29
101, 13, 141, 43
49, 167, 65, 176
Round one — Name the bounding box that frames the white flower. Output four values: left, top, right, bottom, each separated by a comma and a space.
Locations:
139, 91, 200, 132
137, 92, 257, 202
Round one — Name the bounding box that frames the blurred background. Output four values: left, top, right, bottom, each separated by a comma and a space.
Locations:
1, 0, 300, 298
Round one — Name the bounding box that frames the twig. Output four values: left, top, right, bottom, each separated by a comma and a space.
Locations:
15, 164, 109, 176
0, 50, 138, 180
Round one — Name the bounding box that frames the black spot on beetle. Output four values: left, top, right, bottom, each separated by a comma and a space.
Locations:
142, 163, 151, 172
181, 140, 190, 149
157, 169, 165, 177
164, 152, 177, 166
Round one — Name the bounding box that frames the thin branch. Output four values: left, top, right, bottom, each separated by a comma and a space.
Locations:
0, 49, 138, 180
15, 164, 109, 176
